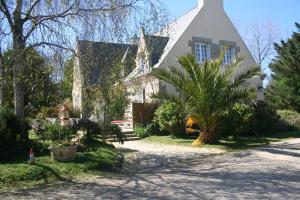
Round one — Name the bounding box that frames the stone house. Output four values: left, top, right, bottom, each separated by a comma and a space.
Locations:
73, 0, 263, 119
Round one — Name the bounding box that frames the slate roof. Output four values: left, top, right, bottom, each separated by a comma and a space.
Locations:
77, 40, 138, 85
154, 6, 200, 68
144, 35, 169, 66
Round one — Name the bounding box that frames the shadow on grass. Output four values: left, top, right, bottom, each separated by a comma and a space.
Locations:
34, 163, 66, 181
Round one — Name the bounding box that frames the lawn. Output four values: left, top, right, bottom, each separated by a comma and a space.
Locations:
143, 131, 300, 151
0, 141, 123, 189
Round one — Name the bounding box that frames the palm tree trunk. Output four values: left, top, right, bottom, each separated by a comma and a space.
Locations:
199, 131, 218, 144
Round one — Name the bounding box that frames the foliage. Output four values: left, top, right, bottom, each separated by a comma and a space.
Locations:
0, 107, 29, 161
277, 110, 300, 130
88, 64, 129, 121
2, 49, 60, 117
220, 103, 254, 138
73, 119, 102, 142
134, 123, 163, 138
101, 124, 125, 144
153, 102, 185, 137
134, 125, 149, 138
61, 57, 74, 100
266, 23, 300, 112
251, 102, 292, 135
63, 99, 80, 118
0, 141, 123, 188
152, 54, 260, 144
41, 122, 77, 145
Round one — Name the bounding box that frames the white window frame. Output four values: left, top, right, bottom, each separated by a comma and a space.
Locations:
195, 43, 210, 64
223, 46, 235, 65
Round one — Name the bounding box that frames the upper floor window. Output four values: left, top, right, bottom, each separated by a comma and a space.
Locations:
223, 46, 235, 65
195, 43, 210, 63
139, 57, 146, 71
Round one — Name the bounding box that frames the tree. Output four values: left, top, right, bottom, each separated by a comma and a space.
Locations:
152, 54, 260, 145
61, 57, 74, 100
87, 62, 129, 141
246, 20, 279, 71
2, 49, 59, 117
265, 23, 300, 112
0, 0, 168, 121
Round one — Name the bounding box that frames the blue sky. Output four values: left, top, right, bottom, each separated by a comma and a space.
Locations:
161, 0, 300, 40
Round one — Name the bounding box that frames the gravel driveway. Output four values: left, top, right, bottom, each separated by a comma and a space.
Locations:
1, 139, 300, 200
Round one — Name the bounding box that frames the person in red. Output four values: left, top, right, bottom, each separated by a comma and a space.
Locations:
29, 148, 35, 164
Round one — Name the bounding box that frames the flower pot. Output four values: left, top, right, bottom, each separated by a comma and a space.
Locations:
50, 145, 77, 161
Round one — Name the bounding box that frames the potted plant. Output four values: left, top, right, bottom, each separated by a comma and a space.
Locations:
43, 122, 78, 161
30, 117, 79, 161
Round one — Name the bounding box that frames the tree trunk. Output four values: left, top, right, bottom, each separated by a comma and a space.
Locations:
199, 131, 218, 144
0, 54, 3, 106
13, 46, 25, 120
12, 0, 25, 120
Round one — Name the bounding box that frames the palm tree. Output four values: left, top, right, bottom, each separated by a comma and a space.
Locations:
152, 54, 260, 145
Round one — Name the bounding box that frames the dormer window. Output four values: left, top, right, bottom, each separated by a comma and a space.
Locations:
139, 57, 146, 71
195, 43, 210, 63
223, 46, 235, 65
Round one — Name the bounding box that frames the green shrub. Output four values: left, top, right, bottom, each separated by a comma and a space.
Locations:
252, 102, 292, 135
102, 124, 125, 144
221, 103, 254, 138
220, 102, 293, 139
134, 123, 163, 138
154, 102, 185, 137
134, 125, 149, 138
0, 107, 28, 160
40, 122, 76, 145
145, 123, 163, 136
74, 119, 102, 141
277, 110, 300, 130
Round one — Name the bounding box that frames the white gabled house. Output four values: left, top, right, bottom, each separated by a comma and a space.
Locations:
123, 0, 263, 119
73, 0, 263, 119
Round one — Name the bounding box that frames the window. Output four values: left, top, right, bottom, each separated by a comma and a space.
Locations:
142, 89, 146, 103
223, 46, 235, 64
139, 56, 147, 71
195, 43, 210, 63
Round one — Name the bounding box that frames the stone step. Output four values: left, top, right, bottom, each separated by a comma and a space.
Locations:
124, 133, 136, 137
107, 136, 140, 142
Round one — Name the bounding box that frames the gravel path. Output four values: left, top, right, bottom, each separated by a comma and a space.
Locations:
1, 139, 300, 200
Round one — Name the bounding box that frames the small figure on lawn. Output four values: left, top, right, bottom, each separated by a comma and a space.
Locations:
29, 148, 35, 164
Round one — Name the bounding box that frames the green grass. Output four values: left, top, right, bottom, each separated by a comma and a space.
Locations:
0, 141, 123, 189
143, 131, 300, 152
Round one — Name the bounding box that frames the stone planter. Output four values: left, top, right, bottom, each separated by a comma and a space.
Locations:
50, 145, 77, 161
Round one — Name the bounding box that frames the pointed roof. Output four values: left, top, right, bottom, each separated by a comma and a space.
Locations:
153, 6, 201, 67
144, 35, 169, 66
77, 40, 138, 85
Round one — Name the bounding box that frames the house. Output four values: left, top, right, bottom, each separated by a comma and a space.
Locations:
72, 0, 263, 119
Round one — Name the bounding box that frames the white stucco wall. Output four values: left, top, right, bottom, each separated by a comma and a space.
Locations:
156, 0, 264, 100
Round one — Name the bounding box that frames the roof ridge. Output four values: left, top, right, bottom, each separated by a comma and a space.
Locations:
77, 39, 137, 47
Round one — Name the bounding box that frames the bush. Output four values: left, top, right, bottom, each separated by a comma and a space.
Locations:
154, 102, 185, 137
220, 103, 254, 138
73, 119, 102, 141
41, 122, 76, 145
220, 102, 293, 139
145, 123, 163, 135
102, 124, 125, 144
134, 125, 149, 138
252, 102, 292, 135
0, 107, 28, 160
277, 110, 300, 130
134, 123, 163, 138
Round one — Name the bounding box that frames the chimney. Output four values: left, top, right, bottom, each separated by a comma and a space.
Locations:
199, 0, 224, 10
